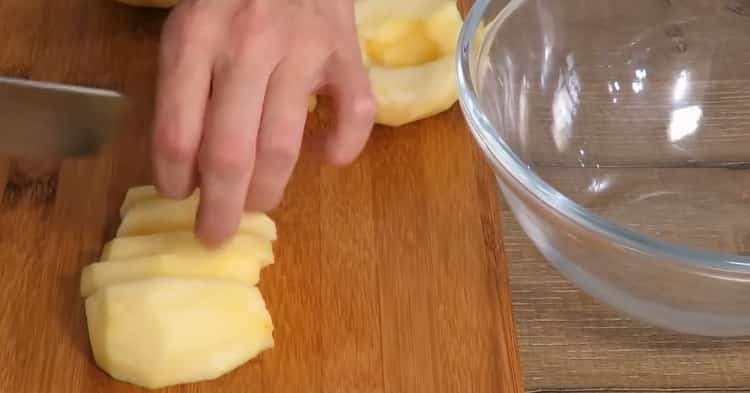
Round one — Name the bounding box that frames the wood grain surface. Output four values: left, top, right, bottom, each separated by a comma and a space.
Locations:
0, 1, 523, 392
503, 198, 750, 392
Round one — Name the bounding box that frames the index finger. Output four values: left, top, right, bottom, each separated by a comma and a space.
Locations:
195, 16, 280, 246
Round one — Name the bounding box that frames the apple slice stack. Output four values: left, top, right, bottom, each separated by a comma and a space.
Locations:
80, 185, 276, 390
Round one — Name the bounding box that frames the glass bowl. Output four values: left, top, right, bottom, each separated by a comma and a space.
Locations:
457, 0, 750, 336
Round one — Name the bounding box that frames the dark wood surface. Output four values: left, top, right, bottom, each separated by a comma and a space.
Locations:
0, 1, 523, 392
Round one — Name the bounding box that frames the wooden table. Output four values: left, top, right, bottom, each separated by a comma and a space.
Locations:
0, 1, 523, 392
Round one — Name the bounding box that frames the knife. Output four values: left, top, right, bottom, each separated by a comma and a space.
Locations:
0, 76, 128, 160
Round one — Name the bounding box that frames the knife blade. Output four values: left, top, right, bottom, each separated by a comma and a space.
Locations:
0, 76, 128, 160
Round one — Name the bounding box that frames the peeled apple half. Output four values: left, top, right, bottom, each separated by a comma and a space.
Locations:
355, 0, 464, 127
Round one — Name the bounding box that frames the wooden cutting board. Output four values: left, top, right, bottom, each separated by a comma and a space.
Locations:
0, 1, 522, 392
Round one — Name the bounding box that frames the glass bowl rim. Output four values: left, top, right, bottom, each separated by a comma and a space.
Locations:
455, 0, 750, 273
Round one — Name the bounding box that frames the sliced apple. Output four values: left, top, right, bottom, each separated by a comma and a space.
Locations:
101, 231, 273, 263
354, 0, 464, 127
80, 251, 269, 298
117, 196, 277, 239
85, 278, 274, 389
120, 185, 160, 218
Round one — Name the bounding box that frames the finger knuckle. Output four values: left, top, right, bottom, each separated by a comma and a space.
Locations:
153, 124, 197, 163
292, 24, 334, 56
260, 130, 299, 166
167, 1, 218, 45
352, 90, 378, 121
199, 143, 251, 177
231, 5, 275, 50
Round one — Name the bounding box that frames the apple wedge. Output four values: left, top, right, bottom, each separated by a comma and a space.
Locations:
85, 278, 274, 389
101, 231, 273, 263
120, 185, 160, 218
81, 248, 272, 298
117, 196, 277, 239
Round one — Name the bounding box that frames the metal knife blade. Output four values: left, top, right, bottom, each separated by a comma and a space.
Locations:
0, 76, 128, 160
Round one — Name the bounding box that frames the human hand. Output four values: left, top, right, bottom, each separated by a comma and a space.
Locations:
150, 0, 376, 246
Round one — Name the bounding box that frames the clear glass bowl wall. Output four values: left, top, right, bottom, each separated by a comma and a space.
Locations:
457, 0, 750, 336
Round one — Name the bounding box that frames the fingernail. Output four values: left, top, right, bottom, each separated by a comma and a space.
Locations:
195, 210, 236, 248
194, 176, 245, 248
